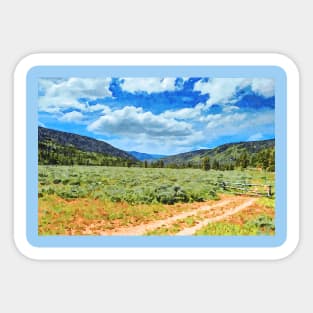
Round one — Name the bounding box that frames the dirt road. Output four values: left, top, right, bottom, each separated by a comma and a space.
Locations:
96, 196, 256, 236
176, 198, 255, 235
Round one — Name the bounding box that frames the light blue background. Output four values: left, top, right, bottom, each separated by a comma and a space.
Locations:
27, 65, 286, 247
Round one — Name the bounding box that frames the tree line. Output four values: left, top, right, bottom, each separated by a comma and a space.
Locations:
38, 141, 141, 167
147, 148, 275, 172
39, 140, 275, 172
201, 148, 275, 172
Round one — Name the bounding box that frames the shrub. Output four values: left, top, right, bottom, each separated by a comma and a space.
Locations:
246, 215, 275, 233
38, 166, 274, 205
56, 187, 88, 199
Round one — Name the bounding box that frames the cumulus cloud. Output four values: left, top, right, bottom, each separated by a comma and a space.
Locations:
161, 103, 205, 120
86, 104, 111, 112
38, 76, 275, 154
38, 78, 112, 113
248, 133, 264, 141
120, 77, 178, 94
107, 132, 204, 155
250, 78, 274, 98
194, 78, 275, 107
204, 110, 274, 140
194, 78, 245, 106
59, 111, 84, 122
86, 102, 274, 154
222, 105, 240, 113
88, 106, 193, 138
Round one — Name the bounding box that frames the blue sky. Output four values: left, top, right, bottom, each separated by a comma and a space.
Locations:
38, 77, 275, 155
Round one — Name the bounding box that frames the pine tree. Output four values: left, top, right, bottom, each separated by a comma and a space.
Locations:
202, 157, 211, 171
239, 151, 249, 169
212, 159, 220, 170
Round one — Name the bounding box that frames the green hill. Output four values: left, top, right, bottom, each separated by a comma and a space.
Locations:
160, 139, 275, 171
38, 127, 139, 166
38, 127, 274, 171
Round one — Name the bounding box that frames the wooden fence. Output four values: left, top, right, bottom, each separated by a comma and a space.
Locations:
219, 181, 273, 197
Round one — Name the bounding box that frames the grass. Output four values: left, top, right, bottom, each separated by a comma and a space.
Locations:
38, 166, 275, 235
145, 223, 182, 236
195, 214, 275, 235
196, 222, 260, 235
39, 165, 274, 204
257, 197, 275, 208
195, 202, 275, 236
38, 195, 209, 235
145, 216, 200, 235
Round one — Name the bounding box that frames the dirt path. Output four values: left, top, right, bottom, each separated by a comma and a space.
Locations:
97, 196, 256, 236
176, 198, 256, 235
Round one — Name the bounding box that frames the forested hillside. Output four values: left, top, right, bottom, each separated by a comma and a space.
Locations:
160, 139, 275, 171
38, 127, 274, 171
38, 127, 139, 166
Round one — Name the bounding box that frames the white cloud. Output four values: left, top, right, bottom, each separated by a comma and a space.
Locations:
250, 78, 274, 98
222, 105, 240, 113
86, 104, 111, 112
106, 135, 203, 155
102, 110, 274, 154
86, 102, 274, 154
120, 77, 177, 94
194, 78, 275, 107
204, 111, 274, 139
161, 103, 205, 120
38, 76, 275, 155
205, 112, 247, 128
87, 105, 207, 155
88, 106, 193, 138
85, 101, 274, 154
248, 133, 264, 141
39, 78, 112, 113
59, 111, 84, 122
194, 78, 245, 106
105, 130, 205, 155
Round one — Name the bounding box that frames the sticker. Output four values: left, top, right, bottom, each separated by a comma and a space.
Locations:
14, 53, 299, 260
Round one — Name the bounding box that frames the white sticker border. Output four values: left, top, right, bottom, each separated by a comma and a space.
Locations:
14, 53, 299, 260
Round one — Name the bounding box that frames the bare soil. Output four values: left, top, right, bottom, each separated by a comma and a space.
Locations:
92, 195, 257, 236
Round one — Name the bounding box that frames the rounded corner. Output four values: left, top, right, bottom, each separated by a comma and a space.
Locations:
13, 232, 41, 261
14, 53, 45, 80
273, 233, 300, 261
270, 53, 300, 78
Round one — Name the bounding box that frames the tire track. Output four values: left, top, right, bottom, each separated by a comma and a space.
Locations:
176, 198, 256, 235
99, 198, 235, 236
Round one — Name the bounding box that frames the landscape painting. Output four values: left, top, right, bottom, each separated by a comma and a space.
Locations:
38, 77, 275, 236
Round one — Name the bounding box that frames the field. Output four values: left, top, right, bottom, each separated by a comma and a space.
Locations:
38, 166, 275, 236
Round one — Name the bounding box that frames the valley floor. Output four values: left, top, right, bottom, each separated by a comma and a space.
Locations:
38, 166, 275, 236
39, 194, 275, 236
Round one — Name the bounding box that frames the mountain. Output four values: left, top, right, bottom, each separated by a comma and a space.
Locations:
161, 139, 275, 166
38, 126, 274, 170
127, 151, 168, 162
38, 127, 139, 165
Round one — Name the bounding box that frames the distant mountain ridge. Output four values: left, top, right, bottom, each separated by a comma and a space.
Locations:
38, 126, 274, 169
161, 139, 275, 166
127, 151, 168, 162
38, 127, 137, 161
